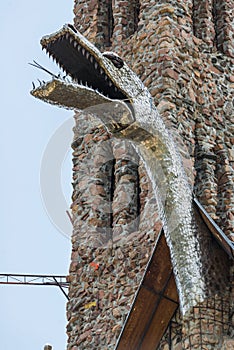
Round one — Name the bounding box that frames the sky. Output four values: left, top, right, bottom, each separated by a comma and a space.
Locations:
0, 1, 75, 349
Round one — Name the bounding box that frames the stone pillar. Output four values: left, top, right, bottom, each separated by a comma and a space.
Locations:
214, 0, 234, 57
215, 131, 234, 239
193, 0, 216, 49
112, 0, 140, 47
73, 0, 99, 42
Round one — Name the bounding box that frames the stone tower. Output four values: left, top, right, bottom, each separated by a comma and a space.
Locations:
66, 1, 234, 349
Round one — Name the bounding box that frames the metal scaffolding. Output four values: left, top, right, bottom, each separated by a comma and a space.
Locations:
0, 273, 70, 300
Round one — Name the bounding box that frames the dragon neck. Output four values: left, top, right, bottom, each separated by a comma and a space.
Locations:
117, 101, 208, 315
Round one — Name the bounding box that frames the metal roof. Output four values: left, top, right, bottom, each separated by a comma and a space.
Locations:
193, 197, 234, 259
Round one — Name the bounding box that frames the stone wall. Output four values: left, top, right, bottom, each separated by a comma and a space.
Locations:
67, 0, 234, 349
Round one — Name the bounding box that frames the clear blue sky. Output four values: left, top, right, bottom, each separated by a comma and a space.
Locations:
1, 1, 74, 349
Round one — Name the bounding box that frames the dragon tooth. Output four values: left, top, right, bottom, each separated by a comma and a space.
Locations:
104, 75, 108, 81
65, 33, 70, 40
82, 48, 86, 56
94, 62, 98, 70
86, 52, 90, 59
109, 81, 112, 87
100, 68, 104, 75
90, 56, 93, 63
73, 41, 78, 48
77, 44, 81, 52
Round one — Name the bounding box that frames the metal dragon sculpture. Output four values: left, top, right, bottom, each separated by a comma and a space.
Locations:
30, 24, 232, 316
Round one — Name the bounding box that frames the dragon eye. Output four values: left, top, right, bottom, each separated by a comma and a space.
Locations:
103, 52, 124, 69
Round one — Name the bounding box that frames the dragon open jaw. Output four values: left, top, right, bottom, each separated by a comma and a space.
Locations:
30, 24, 131, 111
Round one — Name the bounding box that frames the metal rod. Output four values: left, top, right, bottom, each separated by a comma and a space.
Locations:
52, 277, 70, 301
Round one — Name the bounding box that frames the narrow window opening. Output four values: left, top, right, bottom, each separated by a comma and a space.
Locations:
127, 0, 140, 37
98, 0, 114, 47
136, 167, 141, 230
109, 158, 116, 231
97, 157, 115, 244
107, 0, 114, 46
192, 1, 197, 37
134, 1, 140, 33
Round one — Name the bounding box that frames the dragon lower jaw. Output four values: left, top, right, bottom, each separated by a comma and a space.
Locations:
31, 78, 112, 110
31, 78, 134, 133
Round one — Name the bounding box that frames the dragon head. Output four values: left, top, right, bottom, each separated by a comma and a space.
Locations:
30, 24, 151, 132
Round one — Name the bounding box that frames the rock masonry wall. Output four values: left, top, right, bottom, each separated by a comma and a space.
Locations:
67, 0, 234, 349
